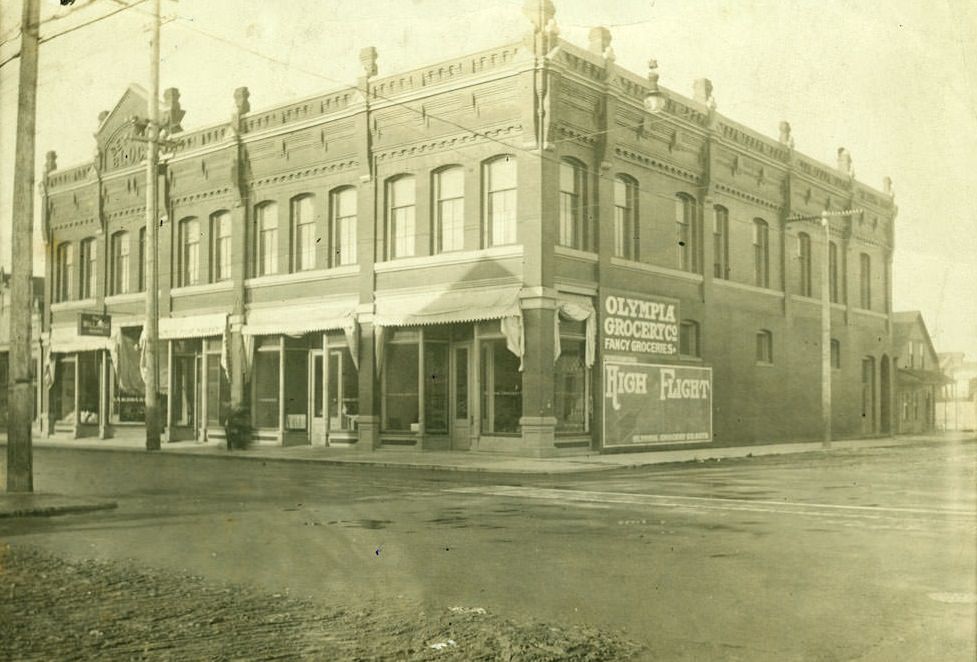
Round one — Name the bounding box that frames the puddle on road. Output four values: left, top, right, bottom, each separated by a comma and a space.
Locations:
927, 592, 977, 604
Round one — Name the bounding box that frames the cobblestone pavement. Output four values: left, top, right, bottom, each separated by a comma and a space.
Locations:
0, 544, 641, 661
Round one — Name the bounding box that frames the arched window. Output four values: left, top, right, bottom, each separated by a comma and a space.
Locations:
110, 230, 130, 295
79, 237, 97, 298
559, 158, 586, 249
680, 320, 701, 358
676, 194, 700, 273
177, 217, 200, 287
859, 252, 872, 309
434, 166, 465, 253
210, 211, 231, 282
613, 175, 638, 260
255, 202, 278, 276
330, 187, 357, 267
828, 241, 840, 303
756, 329, 773, 364
56, 242, 73, 302
713, 205, 729, 279
387, 175, 416, 259
797, 232, 812, 296
483, 155, 517, 247
290, 194, 316, 271
753, 218, 769, 288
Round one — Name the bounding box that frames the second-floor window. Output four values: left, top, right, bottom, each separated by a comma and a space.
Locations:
798, 232, 812, 296
256, 202, 278, 276
713, 205, 729, 279
559, 159, 585, 250
614, 176, 637, 260
178, 217, 200, 287
753, 218, 770, 288
829, 241, 840, 303
291, 195, 316, 272
110, 231, 129, 295
435, 166, 465, 253
210, 211, 231, 282
680, 320, 701, 358
80, 237, 96, 299
56, 242, 73, 302
388, 175, 415, 259
676, 194, 700, 273
138, 227, 146, 292
484, 155, 517, 247
860, 252, 872, 309
330, 187, 357, 267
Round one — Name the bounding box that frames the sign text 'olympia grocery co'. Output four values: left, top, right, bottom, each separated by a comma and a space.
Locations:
601, 292, 680, 358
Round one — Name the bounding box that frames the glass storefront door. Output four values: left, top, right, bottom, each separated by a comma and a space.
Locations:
451, 343, 473, 449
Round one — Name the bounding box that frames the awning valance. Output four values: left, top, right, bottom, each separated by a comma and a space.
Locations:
159, 313, 227, 340
49, 324, 112, 354
242, 298, 358, 337
373, 286, 521, 327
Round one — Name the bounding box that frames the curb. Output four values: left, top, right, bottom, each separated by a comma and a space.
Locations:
0, 499, 118, 519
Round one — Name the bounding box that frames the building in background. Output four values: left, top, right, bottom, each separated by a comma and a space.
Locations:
0, 270, 44, 430
891, 311, 947, 434
937, 353, 977, 432
36, 1, 899, 454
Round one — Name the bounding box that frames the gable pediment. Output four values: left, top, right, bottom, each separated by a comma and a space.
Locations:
95, 85, 150, 173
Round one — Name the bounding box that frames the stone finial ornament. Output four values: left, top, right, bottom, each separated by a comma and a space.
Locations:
523, 0, 556, 32
359, 47, 378, 78
162, 87, 185, 134
234, 86, 250, 116
589, 26, 611, 55
97, 110, 109, 125
647, 59, 660, 87
778, 121, 793, 147
693, 78, 713, 105
44, 150, 57, 174
883, 176, 894, 197
837, 147, 853, 177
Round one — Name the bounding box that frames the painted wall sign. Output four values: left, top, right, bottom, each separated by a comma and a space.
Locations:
78, 312, 111, 337
600, 290, 680, 359
602, 361, 712, 448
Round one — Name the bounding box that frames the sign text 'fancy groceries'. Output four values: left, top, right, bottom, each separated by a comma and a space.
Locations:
602, 294, 679, 357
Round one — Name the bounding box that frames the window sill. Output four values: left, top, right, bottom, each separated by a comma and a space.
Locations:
375, 245, 523, 273
105, 292, 144, 305
554, 245, 598, 262
245, 265, 358, 288
610, 258, 705, 283
712, 279, 784, 298
171, 281, 234, 297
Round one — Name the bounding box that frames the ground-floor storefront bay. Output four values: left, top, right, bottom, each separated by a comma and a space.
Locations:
36, 284, 894, 455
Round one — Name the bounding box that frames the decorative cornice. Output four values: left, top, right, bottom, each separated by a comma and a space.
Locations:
250, 160, 358, 189
614, 146, 700, 185
374, 124, 523, 163
713, 182, 783, 212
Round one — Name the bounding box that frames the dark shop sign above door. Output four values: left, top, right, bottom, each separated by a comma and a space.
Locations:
78, 312, 112, 337
600, 289, 680, 360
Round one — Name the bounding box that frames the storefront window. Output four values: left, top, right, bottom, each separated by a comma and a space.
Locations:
171, 340, 199, 428
327, 346, 358, 431
284, 341, 308, 430
55, 355, 75, 423
383, 339, 419, 432
424, 342, 449, 434
555, 335, 588, 433
205, 338, 230, 427
480, 339, 521, 434
78, 352, 100, 424
254, 339, 280, 428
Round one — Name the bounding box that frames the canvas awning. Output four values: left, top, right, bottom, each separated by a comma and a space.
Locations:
242, 298, 358, 336
373, 286, 521, 327
49, 324, 112, 354
158, 313, 228, 340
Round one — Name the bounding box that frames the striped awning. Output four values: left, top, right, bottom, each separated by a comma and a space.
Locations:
242, 297, 358, 336
373, 285, 521, 327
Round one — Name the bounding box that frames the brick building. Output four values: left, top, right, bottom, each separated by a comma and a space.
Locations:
37, 1, 898, 454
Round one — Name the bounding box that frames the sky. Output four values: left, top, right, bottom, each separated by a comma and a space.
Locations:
1, 0, 975, 358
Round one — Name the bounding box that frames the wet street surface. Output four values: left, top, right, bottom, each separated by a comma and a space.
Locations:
1, 437, 975, 661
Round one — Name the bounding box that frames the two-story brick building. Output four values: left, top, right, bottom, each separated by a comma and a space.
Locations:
37, 1, 898, 455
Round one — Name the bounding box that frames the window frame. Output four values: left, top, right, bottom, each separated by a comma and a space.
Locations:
828, 240, 840, 303
676, 193, 700, 273
859, 252, 872, 309
797, 232, 812, 297
110, 231, 130, 296
613, 175, 638, 260
483, 155, 517, 248
712, 205, 729, 279
434, 166, 465, 254
290, 194, 316, 272
555, 320, 590, 434
680, 319, 701, 359
756, 329, 773, 364
830, 338, 841, 369
210, 210, 232, 283
387, 175, 416, 260
255, 201, 279, 277
177, 217, 200, 287
558, 158, 587, 250
79, 237, 97, 299
329, 186, 357, 267
753, 218, 770, 288
56, 242, 73, 302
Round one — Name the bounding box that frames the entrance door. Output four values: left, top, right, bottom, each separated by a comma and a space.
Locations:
309, 351, 325, 444
450, 343, 473, 450
861, 356, 876, 435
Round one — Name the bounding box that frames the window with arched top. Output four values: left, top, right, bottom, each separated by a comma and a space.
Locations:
210, 211, 231, 282
80, 237, 97, 298
110, 230, 130, 295
434, 166, 465, 253
177, 217, 200, 287
290, 194, 316, 272
613, 175, 638, 260
559, 158, 587, 250
255, 202, 278, 276
483, 155, 517, 247
330, 187, 357, 267
753, 218, 769, 288
713, 205, 729, 279
56, 242, 73, 302
676, 194, 700, 273
797, 232, 812, 296
386, 175, 416, 259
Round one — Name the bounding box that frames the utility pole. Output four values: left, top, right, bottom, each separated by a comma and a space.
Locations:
6, 0, 41, 493
143, 0, 162, 450
786, 208, 863, 450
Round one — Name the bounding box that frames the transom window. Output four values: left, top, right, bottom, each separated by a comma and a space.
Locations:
435, 166, 465, 253
388, 176, 416, 259
484, 155, 517, 247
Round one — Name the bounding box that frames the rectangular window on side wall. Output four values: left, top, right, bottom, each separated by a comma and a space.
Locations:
713, 206, 729, 279
859, 253, 872, 309
831, 339, 841, 369
753, 219, 769, 288
57, 243, 73, 302
798, 233, 812, 296
138, 227, 146, 292
680, 320, 701, 358
256, 203, 279, 277
828, 241, 840, 303
559, 160, 584, 250
756, 330, 773, 364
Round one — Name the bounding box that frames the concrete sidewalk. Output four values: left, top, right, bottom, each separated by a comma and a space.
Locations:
3, 430, 972, 474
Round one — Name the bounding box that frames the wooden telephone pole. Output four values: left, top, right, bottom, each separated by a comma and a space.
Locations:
143, 0, 162, 450
6, 0, 41, 493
